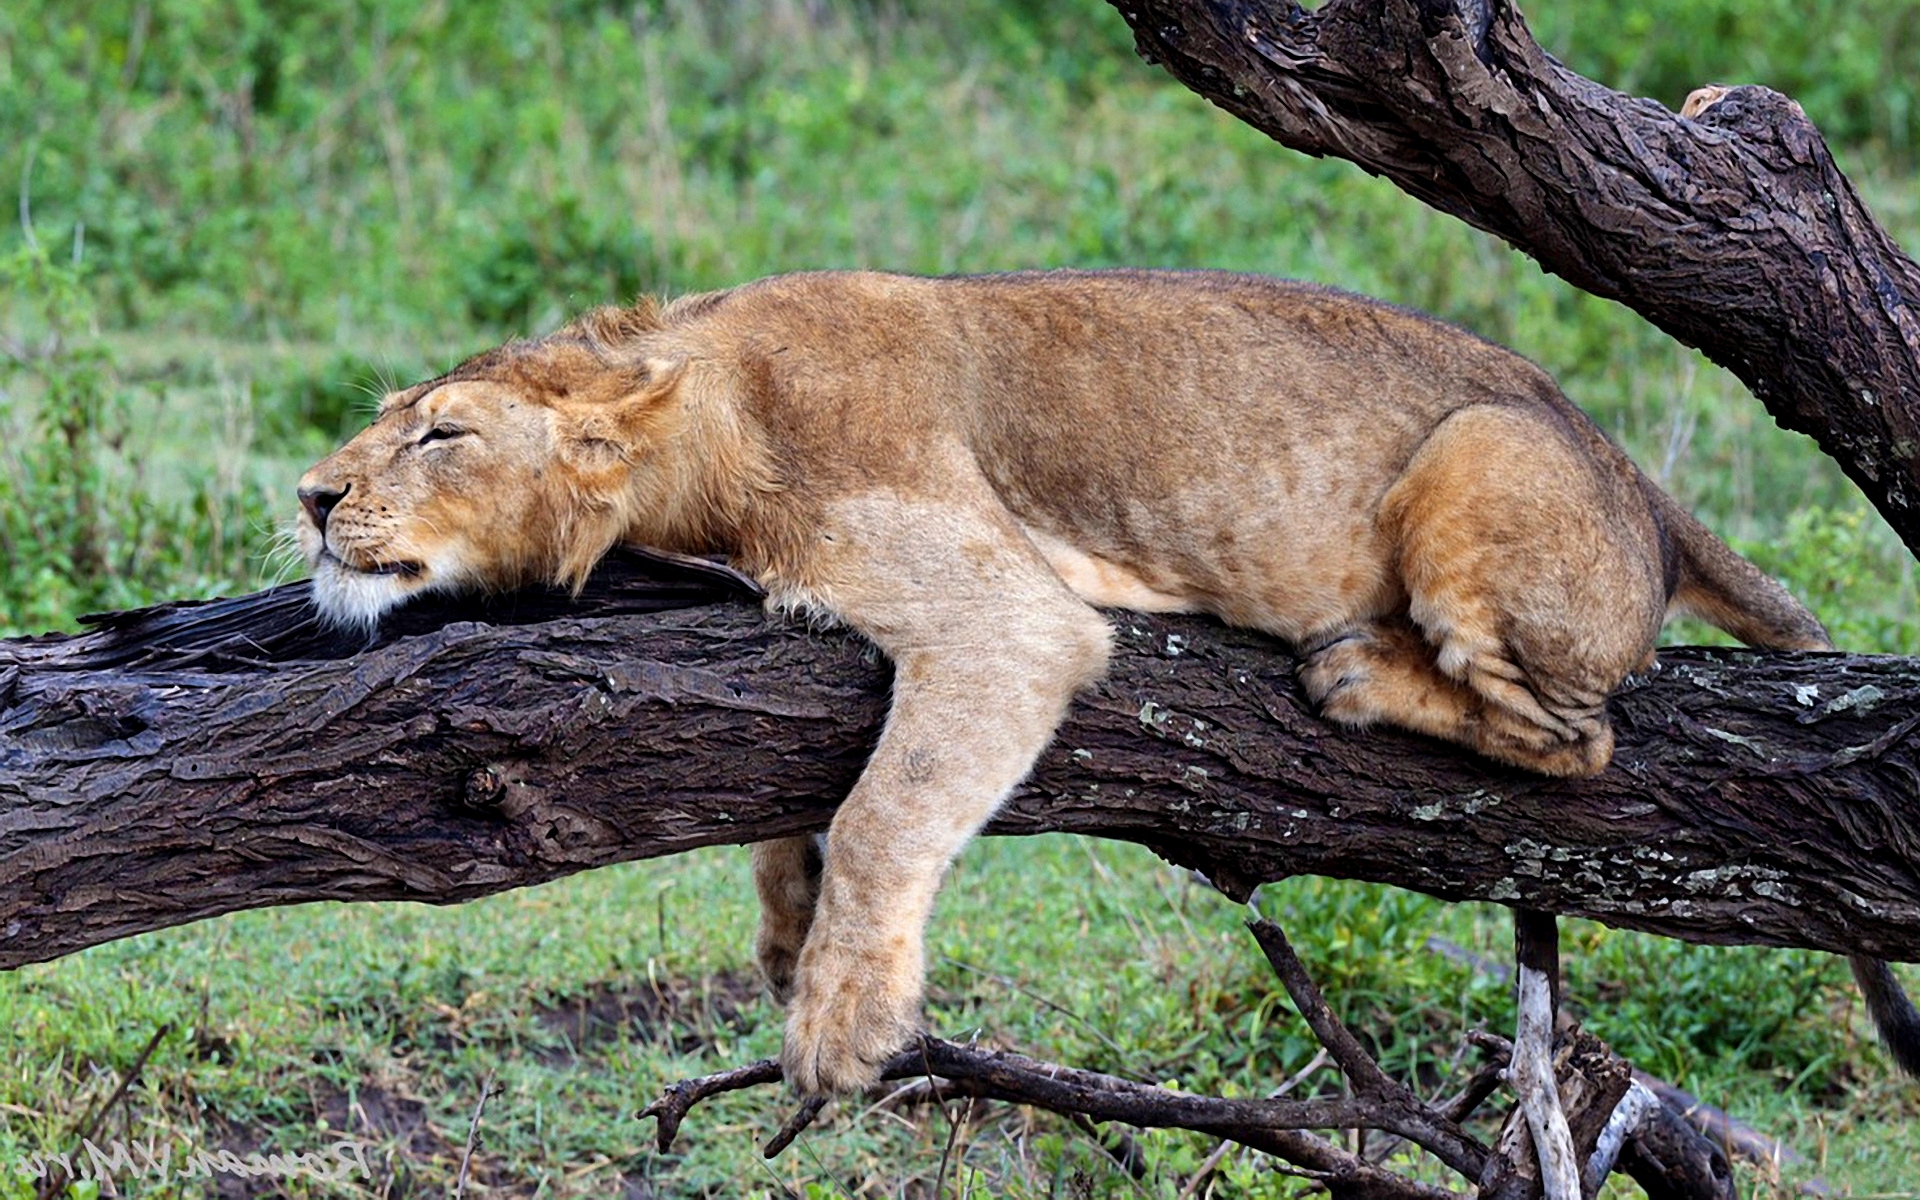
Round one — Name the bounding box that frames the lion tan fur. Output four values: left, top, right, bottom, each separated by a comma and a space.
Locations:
297, 268, 1842, 1093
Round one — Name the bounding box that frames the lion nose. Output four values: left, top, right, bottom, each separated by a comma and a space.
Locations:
298, 483, 349, 532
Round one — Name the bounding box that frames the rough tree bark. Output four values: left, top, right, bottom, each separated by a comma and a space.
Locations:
1109, 0, 1920, 555
4, 554, 1918, 971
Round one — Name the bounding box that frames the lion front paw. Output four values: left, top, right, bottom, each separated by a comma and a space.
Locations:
780, 940, 923, 1096
755, 915, 807, 1004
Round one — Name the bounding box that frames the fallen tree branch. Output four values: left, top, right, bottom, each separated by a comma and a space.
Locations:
639, 919, 1721, 1196
3, 553, 1920, 970
1630, 1075, 1818, 1196
1109, 0, 1920, 556
639, 1033, 1468, 1198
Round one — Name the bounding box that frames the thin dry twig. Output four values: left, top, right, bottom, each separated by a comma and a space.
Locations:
453, 1068, 496, 1200
1176, 1137, 1236, 1200
1437, 1053, 1511, 1126
637, 1056, 783, 1151
36, 1023, 171, 1200
1065, 1111, 1150, 1181
930, 1059, 969, 1193
1177, 1046, 1334, 1200
763, 1095, 828, 1159
1246, 918, 1487, 1178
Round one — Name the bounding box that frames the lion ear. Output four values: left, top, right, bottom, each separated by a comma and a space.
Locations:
578, 355, 688, 455
557, 356, 689, 470
613, 355, 687, 424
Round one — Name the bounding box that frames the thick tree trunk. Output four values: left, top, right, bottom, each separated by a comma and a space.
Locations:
4, 553, 1917, 971
1108, 0, 1920, 556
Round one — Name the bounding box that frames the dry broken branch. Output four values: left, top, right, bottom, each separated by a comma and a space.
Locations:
640, 1034, 1472, 1197
638, 918, 1732, 1196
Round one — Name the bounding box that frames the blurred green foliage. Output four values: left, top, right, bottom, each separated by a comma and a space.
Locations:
1531, 0, 1920, 158
6, 0, 1916, 335
0, 246, 275, 629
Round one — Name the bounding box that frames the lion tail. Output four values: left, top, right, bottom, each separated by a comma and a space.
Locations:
1850, 957, 1920, 1080
1649, 486, 1831, 652
1651, 488, 1920, 1080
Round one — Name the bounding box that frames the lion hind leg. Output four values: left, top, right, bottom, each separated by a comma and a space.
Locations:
1298, 617, 1606, 776
1353, 404, 1664, 778
1300, 619, 1482, 739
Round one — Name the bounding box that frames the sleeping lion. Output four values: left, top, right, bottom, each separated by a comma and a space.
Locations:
296, 269, 1918, 1094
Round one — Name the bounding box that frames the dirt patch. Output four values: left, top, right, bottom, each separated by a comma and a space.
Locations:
189, 972, 765, 1197
528, 968, 763, 1065
204, 1076, 495, 1199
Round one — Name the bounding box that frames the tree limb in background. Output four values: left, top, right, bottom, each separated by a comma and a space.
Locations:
1109, 0, 1920, 555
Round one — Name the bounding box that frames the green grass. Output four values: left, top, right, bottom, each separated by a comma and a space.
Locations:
3, 0, 1919, 1194
3, 841, 1914, 1196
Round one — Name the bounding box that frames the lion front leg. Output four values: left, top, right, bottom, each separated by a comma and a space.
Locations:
780, 615, 1109, 1094
752, 835, 823, 1002
773, 497, 1113, 1095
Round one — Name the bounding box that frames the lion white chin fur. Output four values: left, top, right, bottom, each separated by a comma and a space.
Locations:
307, 563, 414, 633
303, 535, 468, 634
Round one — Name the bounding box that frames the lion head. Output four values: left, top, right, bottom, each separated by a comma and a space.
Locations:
295, 306, 698, 630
